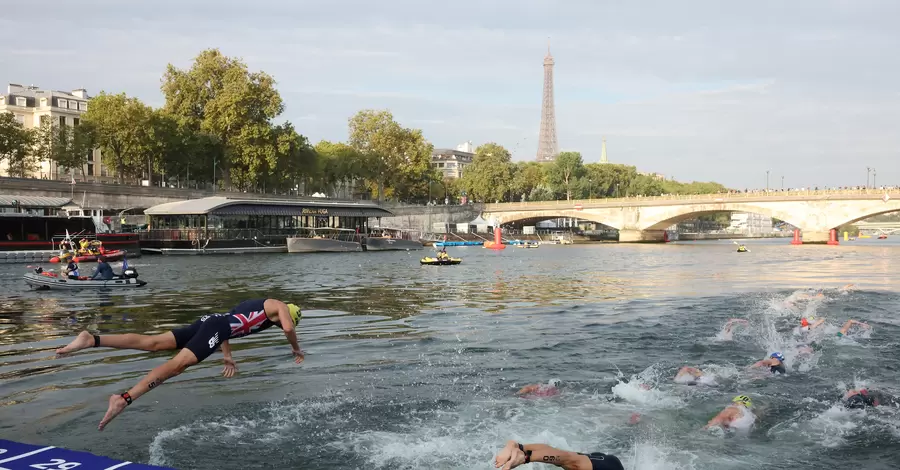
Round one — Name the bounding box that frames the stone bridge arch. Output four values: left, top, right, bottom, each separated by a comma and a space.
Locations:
488, 209, 625, 230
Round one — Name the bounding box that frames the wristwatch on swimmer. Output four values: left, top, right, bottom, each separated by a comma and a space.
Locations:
517, 443, 532, 463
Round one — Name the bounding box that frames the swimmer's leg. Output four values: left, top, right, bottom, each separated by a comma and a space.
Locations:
98, 348, 199, 431
57, 330, 176, 355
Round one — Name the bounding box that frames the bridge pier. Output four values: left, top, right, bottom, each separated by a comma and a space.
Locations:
801, 230, 839, 245
618, 229, 666, 243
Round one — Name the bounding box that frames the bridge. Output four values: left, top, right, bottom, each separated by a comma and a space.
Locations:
482, 189, 900, 243
854, 220, 900, 236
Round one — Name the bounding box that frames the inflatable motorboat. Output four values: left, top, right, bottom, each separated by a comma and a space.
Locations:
50, 249, 127, 263
24, 267, 146, 290
420, 257, 462, 266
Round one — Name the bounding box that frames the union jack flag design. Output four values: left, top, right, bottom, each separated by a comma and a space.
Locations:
228, 308, 273, 339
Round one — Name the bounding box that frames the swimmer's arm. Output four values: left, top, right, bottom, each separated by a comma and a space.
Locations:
811, 319, 826, 329
269, 299, 303, 360
497, 442, 592, 470
703, 410, 731, 429
221, 340, 233, 360
749, 360, 766, 369
516, 384, 540, 395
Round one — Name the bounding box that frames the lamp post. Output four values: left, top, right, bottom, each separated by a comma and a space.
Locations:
615, 183, 619, 198
873, 168, 876, 188
588, 178, 592, 200
781, 175, 784, 190
766, 170, 769, 192
212, 158, 217, 192
866, 167, 871, 188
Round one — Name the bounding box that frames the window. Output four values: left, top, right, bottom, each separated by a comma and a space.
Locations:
59, 116, 66, 126
58, 99, 67, 108
69, 100, 78, 110
40, 98, 48, 107
15, 97, 26, 107
79, 102, 87, 111
86, 150, 95, 176
73, 118, 80, 127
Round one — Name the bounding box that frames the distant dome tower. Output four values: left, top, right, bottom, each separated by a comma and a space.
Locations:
536, 41, 559, 162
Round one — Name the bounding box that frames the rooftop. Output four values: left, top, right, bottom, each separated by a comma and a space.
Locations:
144, 197, 394, 218
0, 196, 72, 208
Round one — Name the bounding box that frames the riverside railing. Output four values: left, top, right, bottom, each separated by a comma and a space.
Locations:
483, 188, 900, 211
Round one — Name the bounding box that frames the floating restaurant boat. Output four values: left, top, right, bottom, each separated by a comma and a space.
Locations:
287, 227, 363, 253
365, 227, 424, 251
0, 196, 140, 264
141, 196, 392, 255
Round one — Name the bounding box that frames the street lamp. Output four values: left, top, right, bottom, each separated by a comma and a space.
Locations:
873, 168, 877, 188
781, 175, 784, 191
766, 170, 770, 192
615, 184, 619, 198
588, 178, 592, 200
866, 167, 871, 188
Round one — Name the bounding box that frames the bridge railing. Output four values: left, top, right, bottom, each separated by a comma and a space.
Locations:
483, 188, 899, 211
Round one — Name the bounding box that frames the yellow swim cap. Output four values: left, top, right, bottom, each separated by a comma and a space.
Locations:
287, 303, 301, 325
732, 395, 752, 408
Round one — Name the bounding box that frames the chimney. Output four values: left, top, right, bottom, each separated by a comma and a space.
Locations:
72, 88, 88, 99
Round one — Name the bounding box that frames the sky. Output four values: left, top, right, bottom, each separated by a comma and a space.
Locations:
2, 0, 899, 189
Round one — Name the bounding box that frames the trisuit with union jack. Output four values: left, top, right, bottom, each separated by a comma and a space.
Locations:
54, 298, 304, 431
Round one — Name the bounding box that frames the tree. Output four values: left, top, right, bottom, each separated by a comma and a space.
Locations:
0, 112, 36, 177
458, 142, 513, 202
162, 49, 283, 189
31, 119, 91, 180
510, 161, 546, 202
347, 110, 433, 202
81, 92, 156, 182
547, 151, 585, 200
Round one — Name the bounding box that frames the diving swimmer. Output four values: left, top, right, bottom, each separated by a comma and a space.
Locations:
494, 440, 624, 470
55, 298, 304, 431
842, 388, 900, 409
704, 395, 755, 430
750, 352, 786, 374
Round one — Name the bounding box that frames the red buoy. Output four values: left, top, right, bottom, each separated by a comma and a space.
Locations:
790, 229, 802, 245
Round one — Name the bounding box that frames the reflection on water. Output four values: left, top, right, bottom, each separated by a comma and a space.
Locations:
0, 240, 899, 469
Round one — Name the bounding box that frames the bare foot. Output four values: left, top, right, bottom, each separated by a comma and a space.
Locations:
56, 331, 94, 356
98, 394, 127, 431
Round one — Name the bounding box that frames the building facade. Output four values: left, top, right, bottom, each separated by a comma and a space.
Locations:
728, 212, 774, 234
0, 83, 108, 181
431, 141, 475, 179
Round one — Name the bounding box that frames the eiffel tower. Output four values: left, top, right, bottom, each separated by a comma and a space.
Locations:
536, 43, 558, 162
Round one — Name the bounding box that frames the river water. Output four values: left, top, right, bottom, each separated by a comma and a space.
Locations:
1, 239, 899, 469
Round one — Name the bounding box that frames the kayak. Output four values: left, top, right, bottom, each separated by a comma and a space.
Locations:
24, 270, 146, 290
737, 249, 748, 253
50, 249, 127, 263
420, 257, 462, 265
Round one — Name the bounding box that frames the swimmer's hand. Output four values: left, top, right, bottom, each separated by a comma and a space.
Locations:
292, 348, 305, 364
222, 357, 238, 378
494, 441, 526, 470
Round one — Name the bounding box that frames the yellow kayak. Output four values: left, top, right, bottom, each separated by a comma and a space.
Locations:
420, 257, 462, 265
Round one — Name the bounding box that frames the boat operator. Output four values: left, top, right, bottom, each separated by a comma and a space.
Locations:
494, 440, 624, 470
55, 298, 304, 431
89, 256, 114, 280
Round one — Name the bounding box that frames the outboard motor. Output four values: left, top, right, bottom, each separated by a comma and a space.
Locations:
122, 267, 139, 279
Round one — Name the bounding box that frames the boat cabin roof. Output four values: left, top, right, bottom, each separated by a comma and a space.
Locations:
144, 196, 393, 218
0, 196, 73, 209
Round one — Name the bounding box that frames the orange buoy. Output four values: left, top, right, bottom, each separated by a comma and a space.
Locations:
486, 227, 506, 250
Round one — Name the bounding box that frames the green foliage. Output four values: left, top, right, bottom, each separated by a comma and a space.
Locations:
546, 151, 585, 200
510, 162, 546, 202
458, 142, 513, 202
0, 112, 36, 177
81, 92, 155, 181
347, 110, 434, 202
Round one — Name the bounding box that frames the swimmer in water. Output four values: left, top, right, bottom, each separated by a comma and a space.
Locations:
750, 352, 786, 374
842, 388, 900, 409
836, 319, 870, 338
723, 318, 749, 335
674, 367, 710, 385
494, 440, 624, 470
517, 379, 562, 397
56, 299, 304, 431
704, 395, 755, 430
